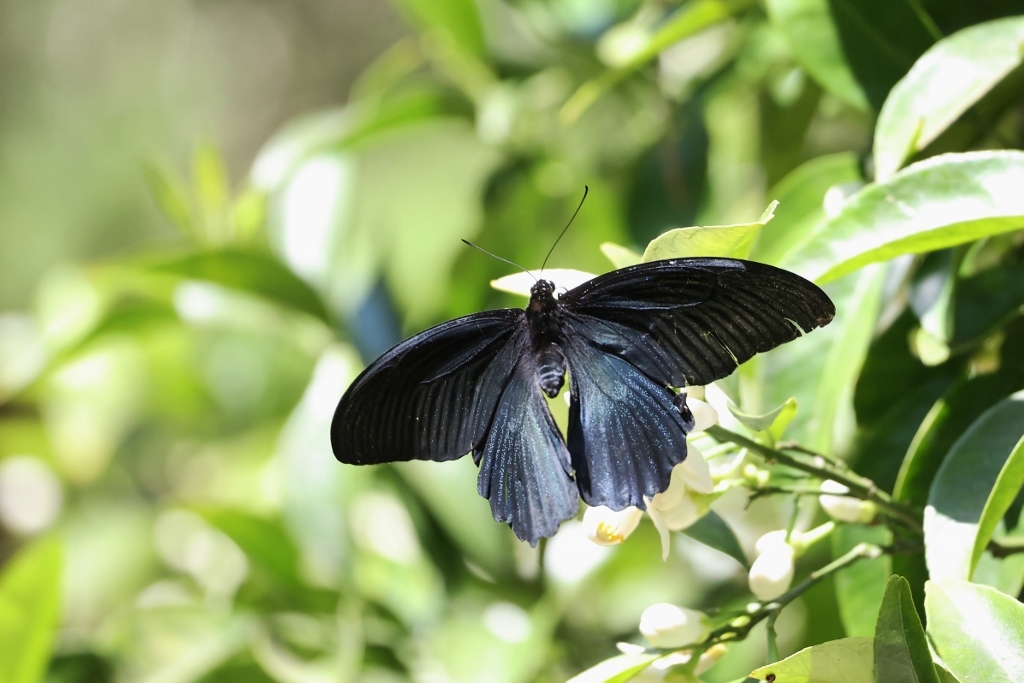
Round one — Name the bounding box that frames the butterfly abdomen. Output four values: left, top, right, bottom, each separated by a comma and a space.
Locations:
536, 344, 567, 398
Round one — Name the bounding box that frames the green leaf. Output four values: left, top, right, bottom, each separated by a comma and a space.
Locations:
0, 539, 62, 683
924, 392, 1024, 580
834, 525, 891, 638
895, 370, 1024, 510
681, 510, 750, 569
390, 0, 485, 57
749, 637, 874, 682
727, 397, 796, 436
873, 575, 939, 683
874, 17, 1024, 181
145, 248, 331, 324
565, 653, 661, 683
194, 508, 304, 589
780, 151, 1024, 283
765, 0, 870, 110
926, 579, 1024, 682
751, 153, 862, 267
642, 201, 778, 262
600, 242, 643, 269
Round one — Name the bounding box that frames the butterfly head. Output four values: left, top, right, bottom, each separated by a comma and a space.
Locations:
530, 279, 557, 302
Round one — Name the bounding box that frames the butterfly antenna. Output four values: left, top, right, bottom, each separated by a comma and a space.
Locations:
541, 185, 588, 273
460, 239, 536, 282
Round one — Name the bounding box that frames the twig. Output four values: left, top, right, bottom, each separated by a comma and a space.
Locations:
988, 538, 1024, 558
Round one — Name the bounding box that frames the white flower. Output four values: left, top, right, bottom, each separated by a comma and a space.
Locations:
583, 505, 644, 546
748, 531, 795, 600
646, 443, 714, 560
819, 480, 877, 523
639, 603, 709, 649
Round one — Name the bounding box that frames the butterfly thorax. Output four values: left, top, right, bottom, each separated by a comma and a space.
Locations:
527, 279, 567, 398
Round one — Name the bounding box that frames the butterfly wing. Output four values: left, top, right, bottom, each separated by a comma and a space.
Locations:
331, 309, 523, 464
565, 335, 696, 508
476, 333, 577, 545
560, 257, 835, 388
560, 257, 834, 508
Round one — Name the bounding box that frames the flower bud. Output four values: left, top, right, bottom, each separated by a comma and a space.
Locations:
639, 603, 709, 649
748, 539, 795, 601
819, 480, 877, 523
583, 505, 643, 546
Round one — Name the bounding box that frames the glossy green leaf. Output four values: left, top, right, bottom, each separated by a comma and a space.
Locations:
642, 201, 777, 262
873, 575, 939, 683
749, 638, 874, 682
874, 17, 1024, 181
146, 248, 331, 323
834, 525, 891, 638
926, 579, 1024, 682
0, 539, 62, 683
751, 153, 862, 267
681, 509, 750, 569
924, 392, 1024, 580
565, 653, 661, 683
780, 151, 1024, 283
600, 242, 643, 269
728, 397, 796, 435
950, 260, 1024, 348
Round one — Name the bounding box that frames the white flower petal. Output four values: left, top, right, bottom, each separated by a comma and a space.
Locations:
645, 499, 673, 561
687, 397, 718, 433
639, 603, 709, 649
679, 444, 713, 494
490, 269, 597, 298
754, 529, 789, 556
819, 480, 876, 523
748, 543, 795, 600
583, 505, 643, 546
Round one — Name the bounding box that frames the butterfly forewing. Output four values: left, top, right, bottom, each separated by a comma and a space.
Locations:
331, 309, 523, 464
560, 258, 836, 387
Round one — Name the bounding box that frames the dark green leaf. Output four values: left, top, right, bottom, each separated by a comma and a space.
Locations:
924, 392, 1024, 580
873, 575, 939, 683
681, 510, 750, 569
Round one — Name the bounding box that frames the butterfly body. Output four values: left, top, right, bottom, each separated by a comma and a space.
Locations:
332, 257, 835, 545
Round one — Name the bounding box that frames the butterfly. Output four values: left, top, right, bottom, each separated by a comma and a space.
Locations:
331, 257, 835, 545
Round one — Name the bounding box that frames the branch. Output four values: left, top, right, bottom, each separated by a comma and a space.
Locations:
702, 542, 881, 647
707, 425, 924, 535
988, 538, 1024, 558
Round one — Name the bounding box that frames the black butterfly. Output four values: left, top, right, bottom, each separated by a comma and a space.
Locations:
331, 257, 835, 545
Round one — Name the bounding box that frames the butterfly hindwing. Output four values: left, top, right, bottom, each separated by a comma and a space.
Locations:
476, 335, 577, 545
564, 334, 695, 510
561, 258, 836, 387
331, 309, 523, 464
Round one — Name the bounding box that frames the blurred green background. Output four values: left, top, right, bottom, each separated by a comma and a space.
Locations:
2, 0, 1024, 682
